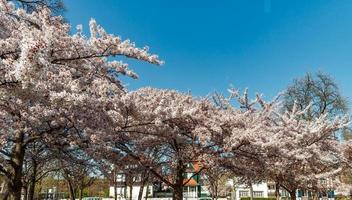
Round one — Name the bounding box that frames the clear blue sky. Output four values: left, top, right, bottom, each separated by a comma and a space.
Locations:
63, 0, 352, 105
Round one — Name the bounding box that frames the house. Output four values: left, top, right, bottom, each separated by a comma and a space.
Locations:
109, 161, 211, 200
183, 162, 209, 199
233, 182, 269, 200
108, 164, 153, 200
109, 161, 274, 200
266, 179, 335, 200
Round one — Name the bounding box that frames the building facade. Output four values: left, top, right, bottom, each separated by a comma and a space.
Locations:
109, 162, 271, 200
109, 162, 210, 200
233, 182, 269, 200
266, 179, 335, 200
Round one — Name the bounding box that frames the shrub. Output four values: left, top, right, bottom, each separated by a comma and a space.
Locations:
240, 198, 276, 200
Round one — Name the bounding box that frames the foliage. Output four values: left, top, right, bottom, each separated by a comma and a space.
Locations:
240, 198, 276, 200
283, 72, 348, 120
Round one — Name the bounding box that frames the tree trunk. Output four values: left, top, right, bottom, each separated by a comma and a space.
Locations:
289, 190, 296, 200
129, 185, 133, 200
249, 182, 253, 200
2, 189, 10, 200
2, 181, 10, 200
173, 186, 183, 200
113, 166, 118, 200
79, 187, 83, 200
145, 185, 149, 200
23, 186, 28, 200
137, 185, 144, 200
27, 182, 35, 200
28, 160, 37, 200
312, 191, 319, 200
10, 131, 26, 200
67, 180, 75, 200
173, 161, 185, 200
275, 182, 281, 200
215, 185, 218, 200
114, 182, 118, 200
231, 180, 236, 200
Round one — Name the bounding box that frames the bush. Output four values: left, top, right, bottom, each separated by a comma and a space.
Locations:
240, 198, 276, 200
335, 196, 352, 200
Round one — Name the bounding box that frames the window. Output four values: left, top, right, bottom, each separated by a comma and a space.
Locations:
320, 179, 327, 185
268, 185, 275, 190
239, 191, 249, 197
186, 172, 193, 178
148, 186, 153, 195
253, 191, 263, 197
117, 174, 125, 182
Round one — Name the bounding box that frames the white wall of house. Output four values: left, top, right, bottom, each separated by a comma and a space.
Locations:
109, 185, 153, 200
235, 183, 268, 200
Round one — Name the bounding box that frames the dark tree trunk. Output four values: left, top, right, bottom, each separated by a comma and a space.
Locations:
210, 182, 215, 200
114, 182, 118, 200
249, 182, 253, 200
129, 185, 133, 200
28, 160, 37, 200
215, 185, 218, 200
173, 186, 183, 200
275, 182, 281, 200
67, 180, 75, 200
10, 131, 26, 200
23, 186, 28, 200
27, 182, 35, 200
312, 191, 319, 200
173, 161, 185, 200
137, 185, 144, 200
289, 190, 296, 200
2, 181, 10, 200
138, 171, 148, 200
2, 189, 10, 200
145, 184, 149, 200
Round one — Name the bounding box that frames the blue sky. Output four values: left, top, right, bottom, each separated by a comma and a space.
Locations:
63, 0, 352, 105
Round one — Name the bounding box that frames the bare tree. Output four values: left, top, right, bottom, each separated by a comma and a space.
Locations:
22, 141, 60, 200
283, 72, 348, 120
203, 165, 231, 200
57, 150, 97, 200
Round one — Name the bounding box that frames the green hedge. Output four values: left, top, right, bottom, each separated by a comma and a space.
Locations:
240, 198, 276, 200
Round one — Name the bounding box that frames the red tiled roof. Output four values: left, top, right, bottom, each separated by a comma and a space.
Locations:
184, 178, 197, 186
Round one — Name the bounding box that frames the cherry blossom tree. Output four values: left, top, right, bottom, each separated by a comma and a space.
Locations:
0, 0, 162, 199
221, 89, 349, 200
261, 106, 347, 200
93, 87, 229, 200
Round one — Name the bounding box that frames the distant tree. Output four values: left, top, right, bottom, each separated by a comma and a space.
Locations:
343, 128, 352, 141
22, 141, 59, 200
56, 149, 97, 200
283, 72, 348, 121
203, 164, 231, 200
